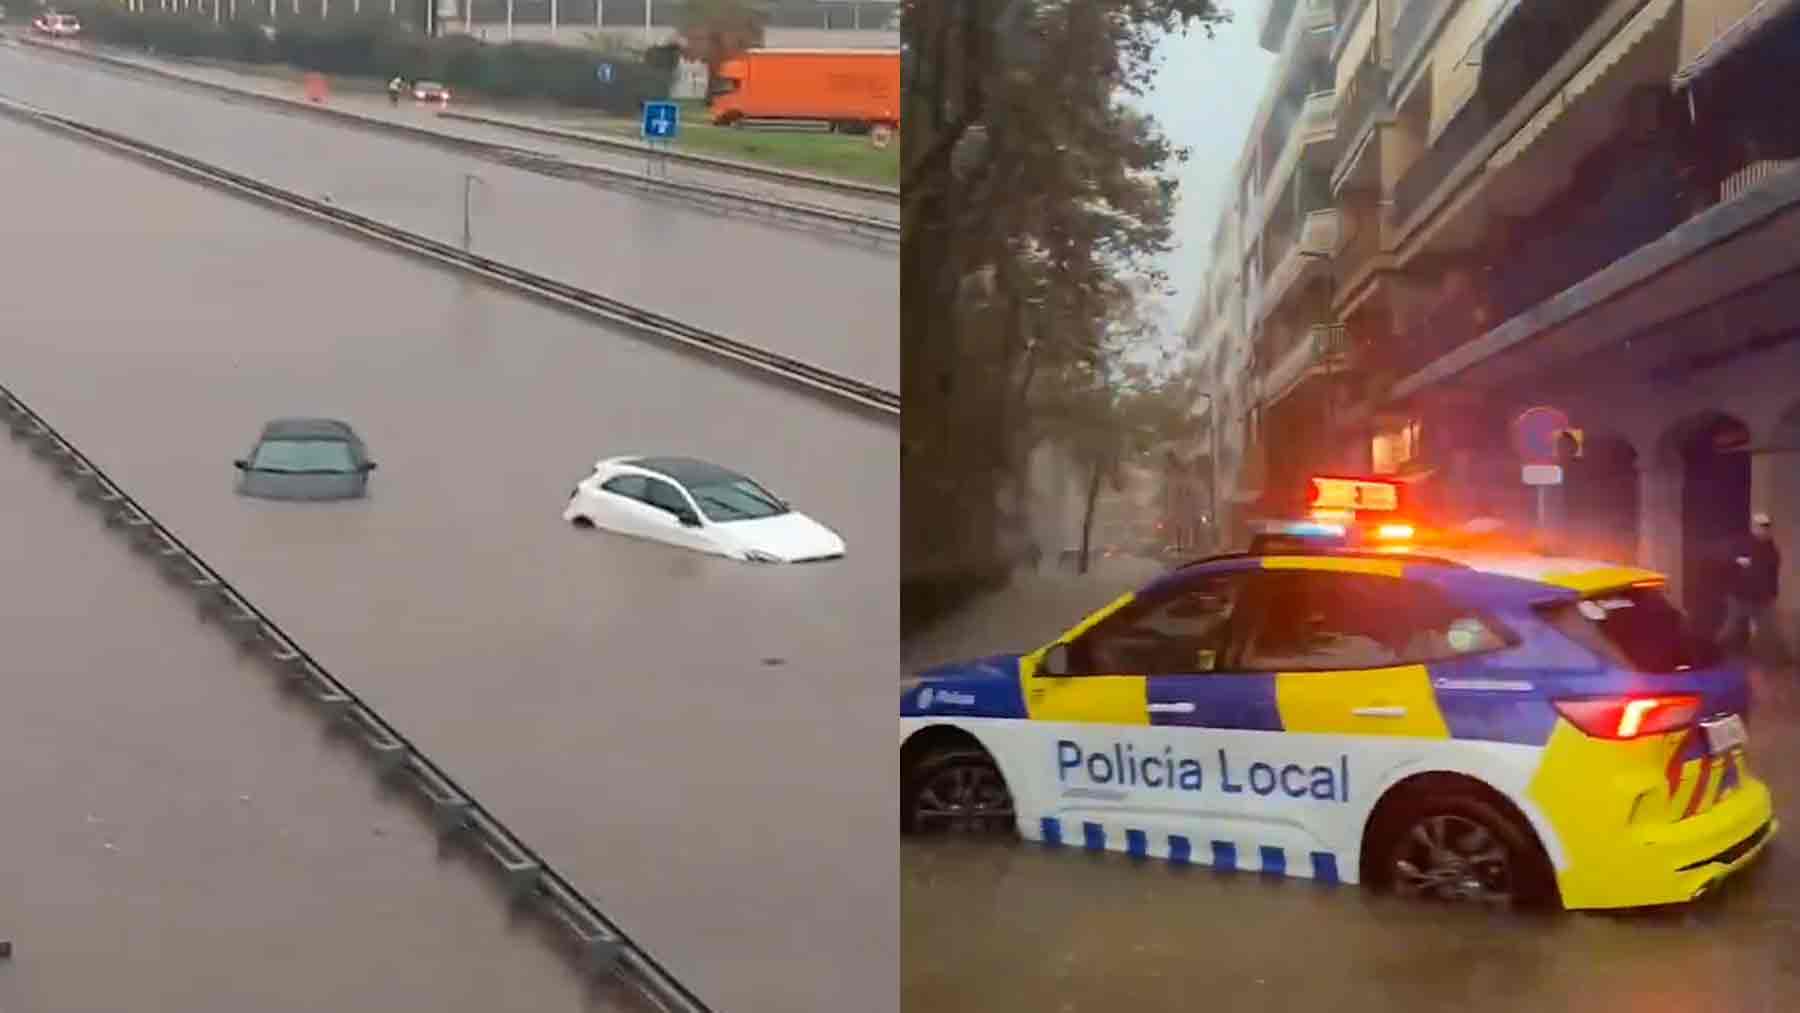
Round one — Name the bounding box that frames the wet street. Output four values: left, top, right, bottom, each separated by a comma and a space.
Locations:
0, 105, 895, 1013
0, 39, 898, 392
902, 558, 1800, 1012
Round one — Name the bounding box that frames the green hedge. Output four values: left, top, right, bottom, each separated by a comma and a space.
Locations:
64, 5, 669, 115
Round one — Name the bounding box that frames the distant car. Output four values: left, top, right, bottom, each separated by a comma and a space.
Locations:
234, 418, 377, 501
32, 12, 80, 35
562, 456, 845, 564
411, 81, 450, 103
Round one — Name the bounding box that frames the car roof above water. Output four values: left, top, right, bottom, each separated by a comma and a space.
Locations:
625, 456, 745, 487
260, 417, 357, 441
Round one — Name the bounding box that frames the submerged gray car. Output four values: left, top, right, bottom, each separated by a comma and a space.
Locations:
234, 418, 377, 501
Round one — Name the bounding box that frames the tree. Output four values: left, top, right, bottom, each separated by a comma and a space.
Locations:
675, 0, 767, 81
901, 0, 1227, 632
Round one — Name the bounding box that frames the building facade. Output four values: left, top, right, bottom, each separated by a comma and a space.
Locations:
1189, 0, 1800, 632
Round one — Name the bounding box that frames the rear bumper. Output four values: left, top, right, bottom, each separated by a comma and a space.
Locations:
1559, 777, 1776, 909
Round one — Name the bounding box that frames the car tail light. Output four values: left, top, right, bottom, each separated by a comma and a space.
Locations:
1553, 695, 1701, 740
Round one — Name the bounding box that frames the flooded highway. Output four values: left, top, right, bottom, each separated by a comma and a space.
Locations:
902, 559, 1800, 1013
0, 41, 897, 392
0, 385, 611, 1012
0, 112, 896, 1013
28, 41, 901, 220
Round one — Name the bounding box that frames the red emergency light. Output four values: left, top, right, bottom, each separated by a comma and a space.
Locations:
1307, 475, 1402, 514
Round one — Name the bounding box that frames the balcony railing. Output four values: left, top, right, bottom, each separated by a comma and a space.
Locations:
1260, 209, 1342, 320
1301, 88, 1337, 134
1389, 0, 1610, 228
1330, 59, 1392, 193
1261, 323, 1351, 405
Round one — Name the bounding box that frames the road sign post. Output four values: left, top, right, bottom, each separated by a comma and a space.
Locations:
640, 100, 679, 179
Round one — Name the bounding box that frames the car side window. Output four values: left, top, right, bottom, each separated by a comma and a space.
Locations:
601, 475, 650, 501
644, 478, 693, 517
1067, 573, 1245, 676
1238, 571, 1509, 672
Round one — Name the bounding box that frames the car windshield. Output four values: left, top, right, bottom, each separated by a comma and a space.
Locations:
1539, 585, 1722, 674
250, 438, 356, 474
689, 478, 787, 523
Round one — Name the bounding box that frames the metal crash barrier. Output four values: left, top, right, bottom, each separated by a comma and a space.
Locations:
1, 386, 714, 1013
0, 94, 898, 418
18, 38, 899, 250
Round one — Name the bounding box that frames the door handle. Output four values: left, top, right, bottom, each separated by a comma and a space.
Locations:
1352, 705, 1408, 718
1148, 702, 1196, 714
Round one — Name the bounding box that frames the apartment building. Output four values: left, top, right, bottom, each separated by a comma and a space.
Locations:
1189, 0, 1800, 630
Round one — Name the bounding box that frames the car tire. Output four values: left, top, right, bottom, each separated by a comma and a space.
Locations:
1365, 784, 1559, 910
901, 746, 1016, 838
569, 514, 595, 529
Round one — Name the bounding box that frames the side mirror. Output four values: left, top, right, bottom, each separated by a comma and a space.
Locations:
1041, 642, 1073, 677
233, 459, 249, 470
677, 510, 703, 528
364, 461, 378, 472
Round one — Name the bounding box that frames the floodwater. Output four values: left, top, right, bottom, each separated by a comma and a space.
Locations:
0, 395, 618, 1012
0, 112, 896, 1013
902, 558, 1800, 1012
0, 40, 899, 392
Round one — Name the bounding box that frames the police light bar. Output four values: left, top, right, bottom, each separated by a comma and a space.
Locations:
1308, 475, 1401, 513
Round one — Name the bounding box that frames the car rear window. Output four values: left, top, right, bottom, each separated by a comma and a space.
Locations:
1537, 585, 1720, 673
252, 439, 356, 474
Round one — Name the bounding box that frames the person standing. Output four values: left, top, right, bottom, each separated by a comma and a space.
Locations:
387, 76, 404, 106
1718, 512, 1788, 661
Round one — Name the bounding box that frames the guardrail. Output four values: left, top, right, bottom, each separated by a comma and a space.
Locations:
0, 381, 714, 1013
0, 94, 900, 418
439, 110, 900, 204
14, 38, 899, 249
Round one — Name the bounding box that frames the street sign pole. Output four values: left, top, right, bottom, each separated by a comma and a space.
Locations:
640, 100, 679, 179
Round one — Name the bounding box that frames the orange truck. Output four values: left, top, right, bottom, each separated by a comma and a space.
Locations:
707, 49, 900, 133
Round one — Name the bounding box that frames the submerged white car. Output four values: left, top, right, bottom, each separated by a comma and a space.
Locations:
563, 456, 845, 563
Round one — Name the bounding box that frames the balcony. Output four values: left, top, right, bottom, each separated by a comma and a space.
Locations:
1261, 323, 1351, 407
1388, 0, 1611, 230
1259, 209, 1343, 323
1263, 0, 1334, 53
1330, 60, 1392, 195
1255, 90, 1339, 238
1390, 0, 1455, 99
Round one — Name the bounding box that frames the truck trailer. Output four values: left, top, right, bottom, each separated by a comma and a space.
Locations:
708, 48, 901, 133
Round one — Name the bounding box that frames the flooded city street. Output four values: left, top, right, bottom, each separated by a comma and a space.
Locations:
0, 105, 895, 1013
902, 558, 1800, 1013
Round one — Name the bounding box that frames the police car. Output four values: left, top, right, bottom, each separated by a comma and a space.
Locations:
900, 479, 1774, 909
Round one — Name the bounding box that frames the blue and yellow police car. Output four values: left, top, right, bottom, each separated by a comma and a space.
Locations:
901, 479, 1774, 909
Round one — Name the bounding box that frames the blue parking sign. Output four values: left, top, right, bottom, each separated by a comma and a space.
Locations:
641, 101, 680, 142
596, 62, 614, 84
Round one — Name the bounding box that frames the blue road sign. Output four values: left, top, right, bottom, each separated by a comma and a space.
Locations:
596, 62, 614, 84
1513, 405, 1570, 464
641, 101, 680, 142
